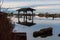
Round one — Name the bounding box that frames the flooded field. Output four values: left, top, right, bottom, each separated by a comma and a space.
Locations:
11, 16, 60, 40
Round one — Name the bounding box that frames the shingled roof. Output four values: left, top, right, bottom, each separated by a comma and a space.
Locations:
16, 8, 35, 11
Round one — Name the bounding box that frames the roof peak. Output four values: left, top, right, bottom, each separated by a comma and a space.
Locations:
16, 8, 36, 11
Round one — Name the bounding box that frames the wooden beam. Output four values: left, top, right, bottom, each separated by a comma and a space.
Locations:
18, 11, 20, 23
32, 11, 33, 23
26, 11, 27, 23
23, 11, 25, 22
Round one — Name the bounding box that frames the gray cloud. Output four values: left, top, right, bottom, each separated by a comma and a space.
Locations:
15, 4, 60, 8
5, 0, 60, 2
2, 0, 60, 13
35, 9, 60, 14
4, 0, 40, 2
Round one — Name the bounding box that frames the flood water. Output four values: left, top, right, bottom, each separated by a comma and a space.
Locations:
11, 16, 60, 40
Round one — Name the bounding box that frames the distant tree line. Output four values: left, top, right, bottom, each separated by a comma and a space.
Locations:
38, 12, 60, 18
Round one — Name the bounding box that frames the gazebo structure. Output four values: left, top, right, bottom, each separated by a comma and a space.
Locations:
16, 8, 36, 26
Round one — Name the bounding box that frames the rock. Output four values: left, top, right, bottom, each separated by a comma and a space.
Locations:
33, 27, 53, 38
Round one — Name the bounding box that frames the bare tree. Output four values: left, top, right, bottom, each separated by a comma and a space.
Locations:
0, 0, 4, 12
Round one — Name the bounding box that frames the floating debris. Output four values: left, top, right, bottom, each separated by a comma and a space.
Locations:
58, 34, 60, 37
33, 27, 53, 38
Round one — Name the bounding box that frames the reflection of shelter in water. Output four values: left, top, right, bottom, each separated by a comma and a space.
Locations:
16, 8, 36, 26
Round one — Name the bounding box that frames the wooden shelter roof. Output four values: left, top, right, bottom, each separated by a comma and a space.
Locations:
16, 8, 36, 11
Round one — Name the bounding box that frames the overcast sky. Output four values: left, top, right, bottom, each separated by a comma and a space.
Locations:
0, 0, 60, 13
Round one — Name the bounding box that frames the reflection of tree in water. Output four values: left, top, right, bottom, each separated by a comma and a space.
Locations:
0, 12, 14, 40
